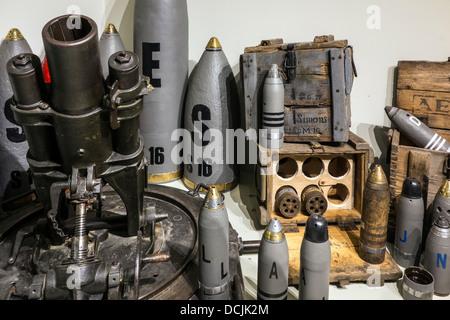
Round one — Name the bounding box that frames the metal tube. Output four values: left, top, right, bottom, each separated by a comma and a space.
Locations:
42, 15, 104, 116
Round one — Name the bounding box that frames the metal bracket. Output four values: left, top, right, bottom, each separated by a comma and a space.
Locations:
309, 141, 324, 152
330, 47, 349, 142
108, 76, 152, 130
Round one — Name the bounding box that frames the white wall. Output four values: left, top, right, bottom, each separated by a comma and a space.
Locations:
1, 0, 449, 166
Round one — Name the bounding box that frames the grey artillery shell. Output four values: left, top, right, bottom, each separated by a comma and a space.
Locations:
430, 180, 450, 224
257, 217, 289, 300
261, 64, 284, 149
182, 37, 239, 192
0, 29, 32, 198
299, 213, 331, 300
423, 217, 450, 296
385, 106, 450, 152
134, 0, 188, 183
394, 177, 424, 268
424, 180, 450, 248
198, 187, 230, 300
99, 24, 125, 79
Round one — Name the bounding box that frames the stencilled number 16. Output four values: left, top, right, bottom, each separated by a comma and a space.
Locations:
149, 147, 165, 165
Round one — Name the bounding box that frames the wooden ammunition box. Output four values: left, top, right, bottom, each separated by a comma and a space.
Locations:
256, 132, 402, 285
396, 60, 450, 132
388, 128, 450, 211
240, 35, 356, 143
390, 59, 450, 213
256, 132, 373, 226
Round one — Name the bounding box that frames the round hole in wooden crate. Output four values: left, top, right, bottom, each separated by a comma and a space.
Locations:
302, 157, 324, 178
328, 156, 350, 178
327, 183, 349, 205
276, 157, 298, 179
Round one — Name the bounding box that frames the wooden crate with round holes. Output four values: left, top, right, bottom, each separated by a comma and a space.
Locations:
256, 131, 374, 226
256, 132, 403, 286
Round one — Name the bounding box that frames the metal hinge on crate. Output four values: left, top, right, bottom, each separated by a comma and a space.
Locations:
309, 141, 324, 152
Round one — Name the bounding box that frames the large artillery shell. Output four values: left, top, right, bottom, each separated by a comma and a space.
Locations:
0, 28, 32, 199
299, 213, 331, 300
359, 165, 390, 264
423, 217, 450, 296
198, 186, 230, 300
423, 180, 450, 250
134, 0, 189, 183
99, 23, 125, 79
182, 37, 239, 192
394, 177, 424, 268
385, 106, 450, 152
257, 217, 289, 300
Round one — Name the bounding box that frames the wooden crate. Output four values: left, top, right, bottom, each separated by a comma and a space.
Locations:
240, 35, 356, 143
388, 128, 450, 211
396, 59, 450, 131
285, 224, 402, 286
256, 132, 373, 226
256, 132, 402, 285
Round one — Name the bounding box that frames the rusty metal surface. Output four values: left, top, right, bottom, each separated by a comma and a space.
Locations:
0, 184, 245, 300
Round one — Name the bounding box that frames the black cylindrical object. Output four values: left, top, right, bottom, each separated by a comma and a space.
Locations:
42, 15, 112, 173
402, 266, 434, 300
6, 53, 56, 162
108, 51, 141, 155
42, 15, 104, 116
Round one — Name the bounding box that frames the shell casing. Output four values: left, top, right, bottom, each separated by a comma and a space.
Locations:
394, 177, 424, 268
275, 186, 300, 218
261, 64, 284, 150
134, 0, 189, 182
359, 165, 390, 264
0, 28, 32, 198
183, 37, 239, 191
423, 217, 450, 296
302, 185, 328, 216
257, 217, 289, 300
299, 214, 331, 300
385, 106, 450, 152
198, 187, 230, 300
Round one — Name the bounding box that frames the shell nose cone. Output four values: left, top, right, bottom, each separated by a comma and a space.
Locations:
5, 28, 24, 40
438, 180, 450, 198
206, 37, 222, 50
103, 23, 118, 34
267, 217, 283, 233
384, 106, 396, 118
267, 64, 280, 78
401, 177, 422, 199
368, 164, 388, 184
304, 213, 329, 243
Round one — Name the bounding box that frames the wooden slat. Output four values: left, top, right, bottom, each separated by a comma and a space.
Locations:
389, 129, 449, 209
244, 39, 348, 54
396, 89, 450, 130
397, 60, 450, 92
285, 225, 402, 285
284, 75, 331, 106
407, 149, 431, 203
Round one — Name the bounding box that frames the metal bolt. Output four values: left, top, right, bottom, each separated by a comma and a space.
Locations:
115, 51, 131, 64
13, 53, 31, 67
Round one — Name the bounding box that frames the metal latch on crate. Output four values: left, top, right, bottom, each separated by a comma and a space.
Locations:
309, 141, 324, 152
